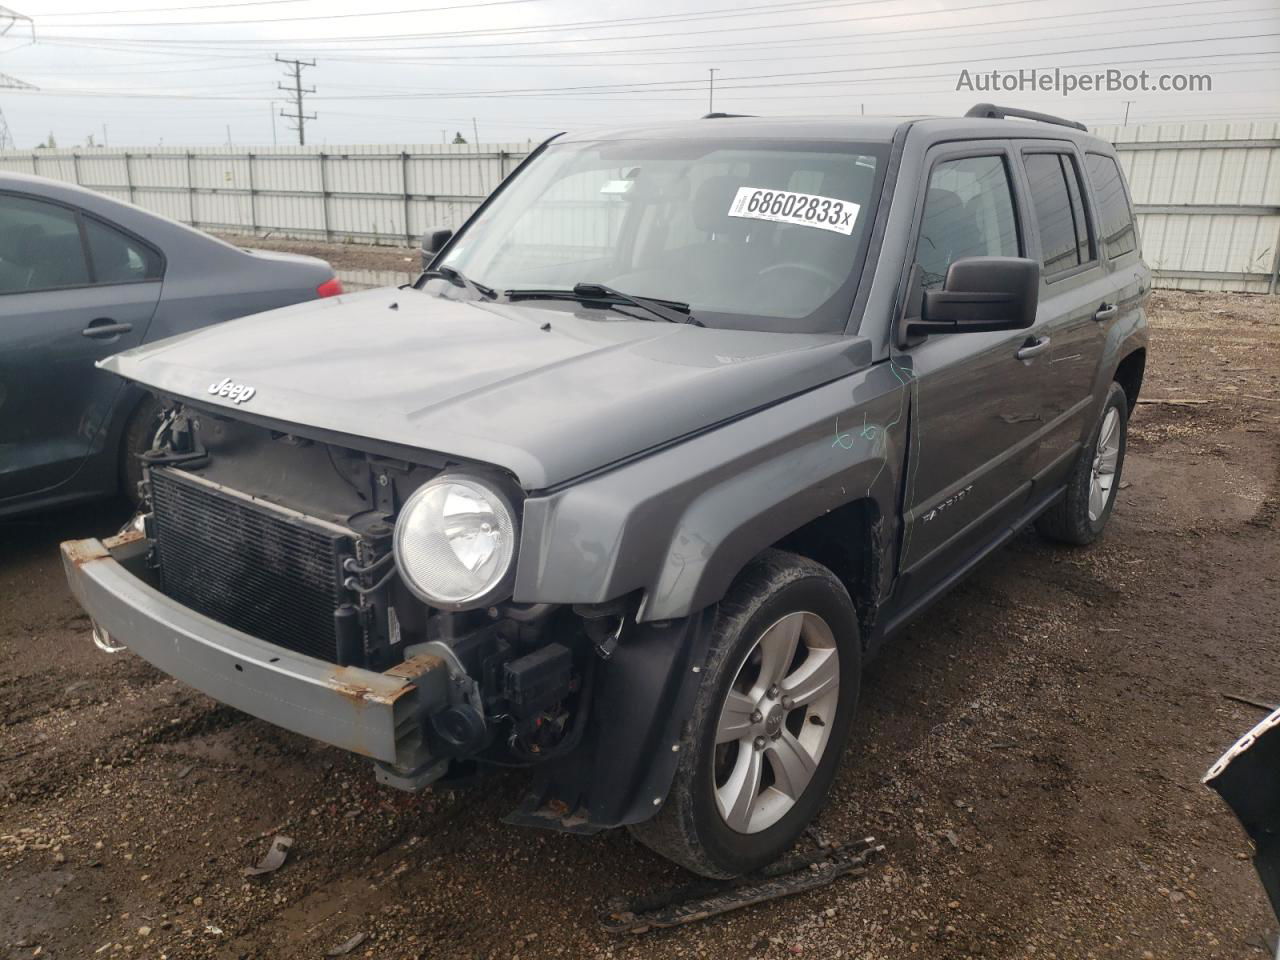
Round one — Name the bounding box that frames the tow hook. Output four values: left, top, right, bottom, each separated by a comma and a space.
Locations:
91, 620, 127, 654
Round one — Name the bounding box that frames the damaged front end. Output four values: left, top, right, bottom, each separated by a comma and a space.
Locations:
63, 402, 711, 829
1206, 707, 1280, 931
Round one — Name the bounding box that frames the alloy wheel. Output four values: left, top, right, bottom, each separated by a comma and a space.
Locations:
713, 611, 840, 834
1088, 406, 1122, 523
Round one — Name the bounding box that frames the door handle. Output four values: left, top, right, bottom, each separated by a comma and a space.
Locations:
82, 320, 133, 339
1016, 335, 1051, 362
1094, 302, 1119, 322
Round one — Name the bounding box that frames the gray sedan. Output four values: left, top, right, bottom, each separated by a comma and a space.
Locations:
0, 171, 341, 517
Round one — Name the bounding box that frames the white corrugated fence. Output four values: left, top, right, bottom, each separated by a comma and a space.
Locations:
2, 120, 1278, 292
0, 142, 529, 246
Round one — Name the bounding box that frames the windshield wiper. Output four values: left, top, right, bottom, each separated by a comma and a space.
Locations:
421, 265, 497, 300
505, 282, 700, 325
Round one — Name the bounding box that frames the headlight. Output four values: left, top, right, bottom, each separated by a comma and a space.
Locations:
392, 474, 518, 610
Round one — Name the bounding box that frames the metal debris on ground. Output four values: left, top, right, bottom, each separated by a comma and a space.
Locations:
242, 834, 293, 877
599, 837, 884, 934
325, 932, 368, 956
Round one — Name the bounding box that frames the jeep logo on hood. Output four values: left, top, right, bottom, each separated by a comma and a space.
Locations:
208, 377, 256, 405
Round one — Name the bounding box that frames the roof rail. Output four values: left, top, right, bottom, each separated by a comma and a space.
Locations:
702, 112, 755, 119
964, 103, 1088, 132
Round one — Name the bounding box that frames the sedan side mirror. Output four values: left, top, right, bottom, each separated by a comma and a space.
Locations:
420, 228, 454, 269
906, 256, 1039, 338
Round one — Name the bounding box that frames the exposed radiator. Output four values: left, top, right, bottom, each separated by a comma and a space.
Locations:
150, 467, 354, 663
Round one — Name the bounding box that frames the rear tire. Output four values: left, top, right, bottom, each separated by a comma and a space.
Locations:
1035, 381, 1128, 546
119, 396, 163, 509
628, 549, 861, 878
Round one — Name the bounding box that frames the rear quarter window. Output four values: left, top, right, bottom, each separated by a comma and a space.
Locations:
1084, 154, 1139, 259
84, 216, 164, 284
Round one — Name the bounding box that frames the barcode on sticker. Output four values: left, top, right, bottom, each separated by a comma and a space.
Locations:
727, 187, 859, 236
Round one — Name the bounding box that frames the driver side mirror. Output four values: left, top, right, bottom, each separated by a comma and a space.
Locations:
905, 256, 1039, 338
420, 228, 454, 270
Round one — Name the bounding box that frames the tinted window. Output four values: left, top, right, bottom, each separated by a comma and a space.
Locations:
1085, 154, 1138, 258
917, 155, 1019, 289
0, 194, 89, 294
1024, 153, 1094, 276
84, 217, 163, 284
1061, 155, 1094, 265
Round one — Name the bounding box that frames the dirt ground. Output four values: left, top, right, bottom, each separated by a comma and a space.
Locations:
2, 284, 1278, 960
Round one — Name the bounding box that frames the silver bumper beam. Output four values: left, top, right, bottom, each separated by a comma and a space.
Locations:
61, 533, 444, 769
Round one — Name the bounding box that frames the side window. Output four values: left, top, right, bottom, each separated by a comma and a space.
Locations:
0, 194, 90, 294
84, 217, 163, 284
1060, 155, 1094, 266
1023, 153, 1095, 277
917, 155, 1019, 289
1085, 154, 1138, 259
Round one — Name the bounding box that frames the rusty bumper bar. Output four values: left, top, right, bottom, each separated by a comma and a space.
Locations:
60, 534, 442, 769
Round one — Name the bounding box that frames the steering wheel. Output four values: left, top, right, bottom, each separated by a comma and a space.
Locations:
758, 260, 843, 289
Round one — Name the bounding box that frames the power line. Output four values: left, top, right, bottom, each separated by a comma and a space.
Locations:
36, 0, 1258, 56
19, 42, 1276, 104
41, 0, 306, 16
302, 33, 1280, 101
37, 0, 545, 29
275, 54, 314, 144
47, 9, 1257, 75
28, 0, 1111, 44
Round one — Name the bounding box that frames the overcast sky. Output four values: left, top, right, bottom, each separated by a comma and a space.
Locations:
0, 0, 1277, 148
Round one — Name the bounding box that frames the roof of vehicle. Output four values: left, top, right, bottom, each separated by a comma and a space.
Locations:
557, 113, 1115, 152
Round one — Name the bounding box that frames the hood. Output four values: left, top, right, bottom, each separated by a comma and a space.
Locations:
100, 287, 872, 489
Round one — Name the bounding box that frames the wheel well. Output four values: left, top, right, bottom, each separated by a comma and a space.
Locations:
1114, 349, 1146, 413
772, 499, 883, 645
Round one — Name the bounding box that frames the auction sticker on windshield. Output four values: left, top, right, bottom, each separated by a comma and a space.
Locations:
728, 187, 859, 236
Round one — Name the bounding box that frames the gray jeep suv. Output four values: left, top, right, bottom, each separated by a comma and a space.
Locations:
62, 104, 1149, 878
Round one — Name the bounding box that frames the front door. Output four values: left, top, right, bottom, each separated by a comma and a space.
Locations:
0, 193, 162, 501
893, 144, 1046, 601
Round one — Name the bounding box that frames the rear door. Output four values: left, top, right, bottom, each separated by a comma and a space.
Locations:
1083, 149, 1148, 362
0, 193, 163, 501
1014, 144, 1111, 489
894, 142, 1045, 599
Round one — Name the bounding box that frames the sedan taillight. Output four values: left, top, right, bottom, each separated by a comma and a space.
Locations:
316, 276, 344, 298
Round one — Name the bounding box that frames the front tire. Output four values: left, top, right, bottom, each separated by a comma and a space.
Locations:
119, 396, 163, 509
629, 550, 861, 878
1036, 381, 1129, 545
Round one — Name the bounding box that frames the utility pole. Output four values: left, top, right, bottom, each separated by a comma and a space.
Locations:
102, 123, 108, 147
269, 102, 277, 146
1, 5, 37, 151
0, 71, 36, 152
471, 117, 479, 147
275, 55, 316, 146
1122, 100, 1135, 127
708, 68, 718, 114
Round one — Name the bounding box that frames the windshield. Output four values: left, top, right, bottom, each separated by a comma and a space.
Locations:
438, 137, 889, 333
